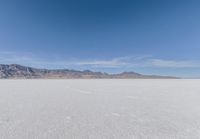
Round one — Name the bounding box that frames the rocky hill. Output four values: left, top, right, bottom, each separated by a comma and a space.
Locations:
0, 64, 178, 79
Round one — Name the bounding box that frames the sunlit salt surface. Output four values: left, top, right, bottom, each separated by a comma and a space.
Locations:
0, 79, 200, 139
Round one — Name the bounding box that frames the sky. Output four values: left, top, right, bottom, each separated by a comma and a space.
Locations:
0, 0, 200, 77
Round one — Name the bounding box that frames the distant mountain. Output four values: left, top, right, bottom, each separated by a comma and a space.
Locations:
0, 64, 178, 79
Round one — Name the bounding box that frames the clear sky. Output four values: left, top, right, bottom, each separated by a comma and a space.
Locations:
0, 0, 200, 77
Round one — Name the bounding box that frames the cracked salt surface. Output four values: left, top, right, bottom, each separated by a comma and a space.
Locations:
111, 113, 121, 117
0, 79, 200, 139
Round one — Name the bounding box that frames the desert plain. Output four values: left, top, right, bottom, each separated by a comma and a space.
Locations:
0, 79, 200, 139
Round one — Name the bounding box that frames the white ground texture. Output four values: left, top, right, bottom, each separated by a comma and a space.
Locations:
0, 79, 200, 139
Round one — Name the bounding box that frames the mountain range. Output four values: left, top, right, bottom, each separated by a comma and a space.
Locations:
0, 64, 178, 79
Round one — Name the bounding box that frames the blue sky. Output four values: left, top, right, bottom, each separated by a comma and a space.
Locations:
0, 0, 200, 77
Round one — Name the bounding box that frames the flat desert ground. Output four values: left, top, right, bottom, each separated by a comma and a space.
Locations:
0, 79, 200, 139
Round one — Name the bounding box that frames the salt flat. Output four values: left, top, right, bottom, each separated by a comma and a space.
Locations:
0, 79, 200, 139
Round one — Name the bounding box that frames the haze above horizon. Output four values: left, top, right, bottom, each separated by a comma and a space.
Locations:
0, 0, 200, 78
